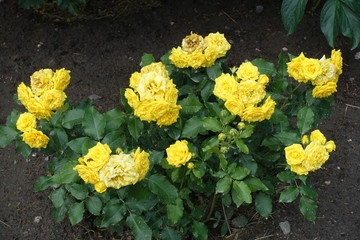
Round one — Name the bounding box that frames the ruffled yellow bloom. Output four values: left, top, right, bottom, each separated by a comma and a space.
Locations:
238, 80, 266, 106
241, 105, 266, 122
94, 181, 107, 193
80, 142, 112, 171
30, 69, 54, 96
181, 33, 207, 53
312, 82, 337, 98
303, 142, 329, 171
25, 98, 53, 120
299, 58, 322, 81
325, 140, 336, 152
39, 89, 67, 111
73, 165, 100, 184
301, 135, 309, 145
236, 62, 259, 81
133, 147, 150, 181
290, 164, 309, 175
237, 122, 245, 130
310, 129, 327, 144
258, 74, 269, 85
52, 68, 71, 91
213, 73, 239, 101
261, 96, 276, 120
311, 58, 337, 86
224, 96, 245, 116
187, 162, 195, 169
331, 49, 342, 75
21, 129, 49, 148
166, 140, 192, 167
204, 32, 231, 57
16, 112, 37, 132
287, 52, 307, 82
124, 88, 141, 109
285, 144, 305, 165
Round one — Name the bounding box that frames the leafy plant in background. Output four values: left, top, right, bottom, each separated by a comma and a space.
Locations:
281, 0, 360, 50
0, 32, 342, 239
18, 0, 87, 15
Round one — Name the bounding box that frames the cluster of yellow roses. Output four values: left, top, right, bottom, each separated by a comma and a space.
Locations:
285, 130, 336, 175
15, 68, 70, 148
124, 62, 182, 126
287, 50, 342, 98
213, 62, 276, 122
166, 140, 192, 167
169, 32, 231, 69
73, 142, 150, 193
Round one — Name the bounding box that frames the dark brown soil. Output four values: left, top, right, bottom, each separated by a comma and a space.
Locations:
1, 0, 359, 239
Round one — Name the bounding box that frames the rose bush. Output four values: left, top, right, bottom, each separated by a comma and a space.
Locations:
0, 32, 342, 239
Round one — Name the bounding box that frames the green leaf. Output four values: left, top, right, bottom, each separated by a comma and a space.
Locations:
232, 215, 249, 228
83, 106, 106, 140
97, 202, 126, 227
202, 117, 222, 132
104, 109, 126, 132
339, 0, 360, 49
274, 131, 300, 146
216, 175, 232, 194
191, 221, 208, 240
233, 181, 252, 204
235, 139, 249, 154
148, 174, 178, 204
279, 186, 300, 203
299, 184, 318, 200
51, 161, 80, 184
15, 138, 32, 159
126, 214, 152, 240
6, 109, 20, 128
62, 109, 84, 129
277, 52, 288, 76
33, 175, 52, 192
277, 171, 297, 183
206, 62, 222, 80
251, 58, 276, 76
68, 202, 84, 225
67, 183, 89, 200
178, 96, 203, 114
101, 131, 125, 152
200, 80, 215, 101
166, 198, 184, 224
261, 137, 282, 151
297, 106, 314, 135
320, 0, 341, 47
239, 125, 255, 138
281, 0, 308, 34
230, 167, 250, 181
49, 188, 66, 208
128, 116, 144, 141
255, 192, 272, 219
201, 136, 219, 152
182, 116, 205, 139
48, 127, 68, 153
85, 196, 102, 216
299, 196, 318, 222
160, 227, 182, 240
244, 177, 269, 192
270, 76, 289, 94
50, 103, 70, 127
51, 203, 68, 222
67, 137, 91, 154
0, 126, 18, 148
140, 53, 155, 67
81, 138, 97, 155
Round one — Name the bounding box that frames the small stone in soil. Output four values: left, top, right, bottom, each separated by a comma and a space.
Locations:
88, 94, 102, 100
34, 216, 42, 223
279, 221, 291, 235
325, 180, 331, 185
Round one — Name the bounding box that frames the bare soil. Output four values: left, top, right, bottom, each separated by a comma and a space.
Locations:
0, 0, 359, 239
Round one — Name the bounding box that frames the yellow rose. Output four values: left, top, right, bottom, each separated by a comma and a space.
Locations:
133, 147, 150, 181
17, 82, 35, 108
290, 164, 309, 175
98, 153, 139, 189
285, 144, 305, 165
181, 33, 207, 53
238, 80, 266, 106
40, 89, 67, 111
331, 49, 342, 75
311, 59, 336, 86
164, 82, 179, 104
169, 47, 190, 68
73, 165, 100, 184
156, 105, 181, 126
187, 50, 206, 69
16, 112, 37, 132
261, 97, 276, 120
204, 32, 231, 57
124, 88, 140, 109
310, 129, 327, 144
166, 140, 192, 167
240, 105, 266, 122
82, 142, 112, 171
213, 73, 239, 101
312, 82, 337, 98
134, 100, 157, 122
94, 181, 107, 193
137, 72, 168, 101
203, 47, 218, 67
52, 68, 70, 91
325, 140, 336, 152
301, 135, 309, 145
303, 142, 329, 171
236, 62, 259, 81
25, 98, 53, 120
224, 96, 245, 116
299, 58, 322, 81
129, 72, 141, 90
150, 100, 171, 119
30, 69, 54, 96
287, 52, 307, 82
258, 74, 269, 85
21, 129, 49, 148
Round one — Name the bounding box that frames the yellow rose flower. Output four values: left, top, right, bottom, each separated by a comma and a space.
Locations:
98, 153, 139, 189
236, 62, 259, 81
30, 69, 54, 96
310, 129, 327, 144
287, 52, 307, 82
303, 142, 329, 171
285, 144, 305, 165
311, 58, 336, 86
312, 82, 337, 98
134, 100, 157, 122
290, 164, 309, 175
124, 88, 140, 109
133, 147, 150, 181
213, 73, 239, 101
204, 32, 231, 57
301, 135, 309, 145
16, 112, 37, 132
40, 89, 67, 111
166, 140, 192, 167
187, 50, 206, 69
240, 105, 265, 122
300, 58, 322, 81
325, 140, 336, 152
25, 98, 53, 120
331, 49, 342, 75
224, 96, 245, 116
258, 74, 269, 86
17, 82, 35, 108
164, 82, 179, 104
169, 47, 191, 68
238, 80, 266, 106
181, 33, 207, 53
21, 129, 49, 148
82, 142, 112, 171
52, 68, 71, 91
137, 71, 168, 101
261, 97, 276, 120
73, 165, 100, 184
156, 106, 181, 126
94, 181, 107, 193
150, 100, 171, 120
